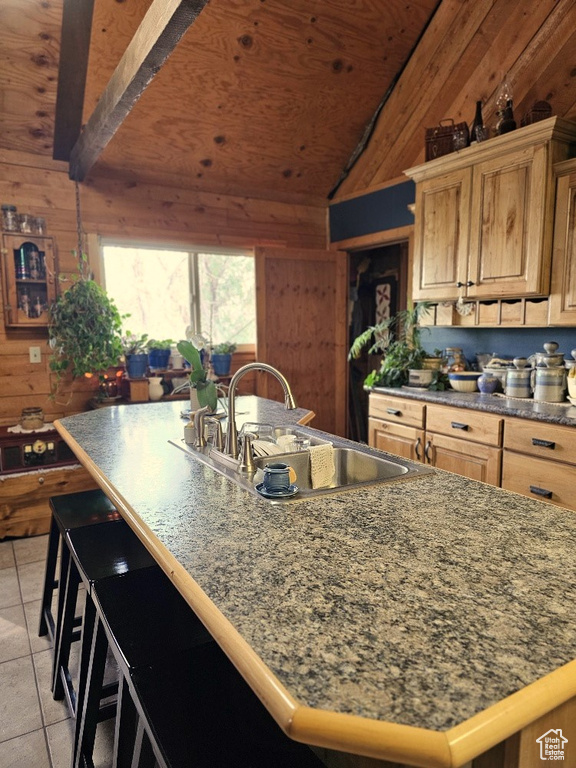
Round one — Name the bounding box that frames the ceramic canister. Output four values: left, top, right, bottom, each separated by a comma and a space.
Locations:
531, 367, 566, 402
505, 368, 532, 398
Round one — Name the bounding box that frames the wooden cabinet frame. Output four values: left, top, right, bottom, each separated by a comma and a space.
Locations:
1, 232, 57, 328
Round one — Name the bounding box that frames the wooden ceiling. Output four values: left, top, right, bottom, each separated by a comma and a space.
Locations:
2, 0, 576, 206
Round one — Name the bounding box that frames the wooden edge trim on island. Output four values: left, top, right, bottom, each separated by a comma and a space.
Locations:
53, 418, 576, 768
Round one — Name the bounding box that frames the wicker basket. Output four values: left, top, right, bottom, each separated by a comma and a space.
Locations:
425, 118, 469, 161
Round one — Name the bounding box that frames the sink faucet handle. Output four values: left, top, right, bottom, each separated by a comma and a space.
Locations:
239, 432, 257, 474
193, 406, 211, 448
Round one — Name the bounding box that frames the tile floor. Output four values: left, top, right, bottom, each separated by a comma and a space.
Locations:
0, 534, 114, 768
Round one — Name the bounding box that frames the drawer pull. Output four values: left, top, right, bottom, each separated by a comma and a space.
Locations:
386, 408, 402, 416
424, 440, 432, 463
414, 437, 421, 461
531, 438, 555, 449
451, 421, 469, 431
530, 485, 553, 499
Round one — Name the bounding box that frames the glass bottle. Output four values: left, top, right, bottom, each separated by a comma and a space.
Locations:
498, 100, 517, 134
2, 204, 18, 231
470, 101, 484, 143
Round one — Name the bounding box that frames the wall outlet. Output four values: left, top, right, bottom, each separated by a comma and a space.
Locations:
29, 346, 41, 364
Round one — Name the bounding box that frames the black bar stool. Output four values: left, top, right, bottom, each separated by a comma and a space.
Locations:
78, 570, 323, 768
39, 489, 121, 642
52, 519, 157, 714
73, 566, 212, 768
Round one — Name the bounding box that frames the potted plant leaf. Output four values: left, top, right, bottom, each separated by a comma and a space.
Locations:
121, 331, 149, 379
211, 341, 237, 377
48, 267, 124, 395
177, 340, 218, 411
146, 338, 174, 371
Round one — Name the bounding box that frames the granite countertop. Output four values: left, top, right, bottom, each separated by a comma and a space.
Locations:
369, 385, 576, 426
55, 396, 576, 766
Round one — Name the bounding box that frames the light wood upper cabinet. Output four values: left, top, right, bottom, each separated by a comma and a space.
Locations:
549, 159, 576, 325
406, 117, 576, 303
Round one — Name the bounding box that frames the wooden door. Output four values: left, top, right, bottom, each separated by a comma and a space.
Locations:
412, 167, 471, 301
255, 246, 347, 436
468, 144, 550, 298
368, 418, 424, 463
549, 165, 576, 324
426, 433, 502, 486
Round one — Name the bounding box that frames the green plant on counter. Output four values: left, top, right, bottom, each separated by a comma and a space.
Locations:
121, 331, 149, 356
177, 340, 218, 411
349, 302, 434, 388
48, 262, 124, 385
212, 341, 237, 355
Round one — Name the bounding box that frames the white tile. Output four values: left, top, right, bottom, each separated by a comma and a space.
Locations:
0, 540, 15, 570
0, 603, 30, 663
0, 656, 43, 742
0, 567, 20, 609
13, 534, 49, 566
23, 598, 53, 654
32, 649, 71, 727
0, 728, 50, 767
45, 718, 73, 768
17, 559, 45, 604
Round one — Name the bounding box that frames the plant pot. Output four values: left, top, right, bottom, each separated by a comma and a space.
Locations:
148, 348, 170, 371
211, 353, 232, 377
125, 353, 148, 379
407, 368, 433, 388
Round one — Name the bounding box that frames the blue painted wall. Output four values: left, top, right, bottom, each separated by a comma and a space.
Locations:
329, 180, 415, 242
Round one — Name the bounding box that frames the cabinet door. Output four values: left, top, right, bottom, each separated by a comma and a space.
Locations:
412, 168, 472, 301
425, 433, 501, 485
468, 144, 551, 298
368, 418, 424, 463
549, 166, 576, 325
1, 234, 56, 327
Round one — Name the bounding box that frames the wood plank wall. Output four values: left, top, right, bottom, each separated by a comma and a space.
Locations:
0, 149, 327, 427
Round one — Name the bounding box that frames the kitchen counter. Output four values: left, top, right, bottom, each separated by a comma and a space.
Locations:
370, 385, 576, 426
55, 396, 576, 767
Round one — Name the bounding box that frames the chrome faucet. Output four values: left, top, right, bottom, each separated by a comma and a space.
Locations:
224, 363, 297, 459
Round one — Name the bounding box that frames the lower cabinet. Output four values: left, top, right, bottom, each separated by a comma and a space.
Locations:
502, 418, 576, 511
424, 432, 502, 485
368, 418, 424, 462
0, 464, 98, 539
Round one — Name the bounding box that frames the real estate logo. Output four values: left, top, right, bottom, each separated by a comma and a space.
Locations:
536, 729, 568, 761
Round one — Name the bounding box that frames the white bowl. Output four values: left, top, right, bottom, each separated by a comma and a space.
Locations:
448, 371, 481, 393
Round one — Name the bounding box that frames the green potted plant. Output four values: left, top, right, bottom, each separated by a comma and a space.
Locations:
349, 302, 438, 389
146, 338, 174, 371
177, 340, 218, 411
48, 265, 124, 393
211, 341, 237, 377
122, 331, 149, 379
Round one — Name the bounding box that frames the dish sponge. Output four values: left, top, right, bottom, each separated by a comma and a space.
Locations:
309, 444, 335, 489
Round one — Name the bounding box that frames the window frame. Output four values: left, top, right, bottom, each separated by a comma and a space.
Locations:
94, 235, 256, 351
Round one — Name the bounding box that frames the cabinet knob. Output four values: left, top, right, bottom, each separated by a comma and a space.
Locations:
456, 281, 464, 288
38, 476, 45, 485
466, 280, 475, 287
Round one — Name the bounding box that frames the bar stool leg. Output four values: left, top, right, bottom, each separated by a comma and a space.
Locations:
52, 551, 80, 700
73, 613, 108, 768
38, 517, 60, 638
112, 677, 138, 768
130, 720, 156, 768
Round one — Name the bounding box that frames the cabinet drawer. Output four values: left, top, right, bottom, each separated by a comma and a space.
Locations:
503, 418, 576, 465
426, 404, 502, 446
502, 451, 576, 511
368, 394, 425, 428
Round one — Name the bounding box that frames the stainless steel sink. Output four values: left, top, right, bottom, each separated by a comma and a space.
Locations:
171, 427, 433, 503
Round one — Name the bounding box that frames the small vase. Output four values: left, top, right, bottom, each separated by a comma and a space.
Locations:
477, 371, 499, 394
148, 377, 164, 401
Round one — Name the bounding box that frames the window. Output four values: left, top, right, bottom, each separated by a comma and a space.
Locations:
100, 244, 256, 346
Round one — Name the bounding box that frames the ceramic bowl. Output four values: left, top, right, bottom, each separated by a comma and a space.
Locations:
448, 371, 481, 393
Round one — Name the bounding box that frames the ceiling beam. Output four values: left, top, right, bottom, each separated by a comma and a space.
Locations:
53, 0, 95, 162
69, 0, 209, 181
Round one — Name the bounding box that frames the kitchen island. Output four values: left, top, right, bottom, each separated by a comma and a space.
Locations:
55, 396, 576, 768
